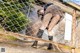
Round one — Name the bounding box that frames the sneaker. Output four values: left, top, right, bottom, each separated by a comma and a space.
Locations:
37, 29, 44, 38
47, 43, 53, 50
47, 36, 53, 50
31, 41, 38, 48
31, 29, 44, 48
48, 36, 53, 41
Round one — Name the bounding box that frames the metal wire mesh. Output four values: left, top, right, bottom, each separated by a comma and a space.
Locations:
0, 0, 45, 36
0, 0, 69, 43
0, 0, 80, 50
0, 2, 66, 51
0, 0, 30, 32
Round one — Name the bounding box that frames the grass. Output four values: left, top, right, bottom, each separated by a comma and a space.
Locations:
5, 35, 19, 41
0, 33, 19, 41
0, 25, 4, 31
63, 45, 71, 50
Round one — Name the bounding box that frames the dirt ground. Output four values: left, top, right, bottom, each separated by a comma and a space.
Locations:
0, 42, 70, 53
0, 42, 62, 53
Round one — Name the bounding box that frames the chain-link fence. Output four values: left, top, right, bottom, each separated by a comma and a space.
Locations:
0, 0, 80, 53
0, 0, 45, 35
0, 0, 64, 42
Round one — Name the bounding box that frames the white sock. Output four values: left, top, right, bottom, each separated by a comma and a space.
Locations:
48, 31, 53, 36
40, 26, 45, 30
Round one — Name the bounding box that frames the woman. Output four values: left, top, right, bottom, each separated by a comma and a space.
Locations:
31, 3, 64, 50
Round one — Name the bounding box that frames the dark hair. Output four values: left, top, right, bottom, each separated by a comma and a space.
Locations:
37, 9, 44, 20
44, 3, 53, 11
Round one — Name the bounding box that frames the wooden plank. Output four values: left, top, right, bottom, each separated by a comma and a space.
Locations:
0, 31, 59, 46
72, 10, 76, 48
39, 0, 80, 17
66, 2, 80, 11
0, 30, 72, 49
71, 10, 76, 53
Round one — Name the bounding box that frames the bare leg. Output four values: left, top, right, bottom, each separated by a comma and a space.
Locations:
47, 14, 60, 50
32, 13, 52, 48
40, 13, 52, 30
37, 13, 53, 38
48, 14, 61, 35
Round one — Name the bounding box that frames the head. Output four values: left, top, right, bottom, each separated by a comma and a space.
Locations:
37, 9, 44, 15
37, 3, 53, 16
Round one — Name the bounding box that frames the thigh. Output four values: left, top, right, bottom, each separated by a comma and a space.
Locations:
48, 14, 61, 31
42, 13, 52, 28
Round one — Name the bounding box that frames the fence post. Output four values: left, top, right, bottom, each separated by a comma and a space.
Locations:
71, 10, 76, 53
